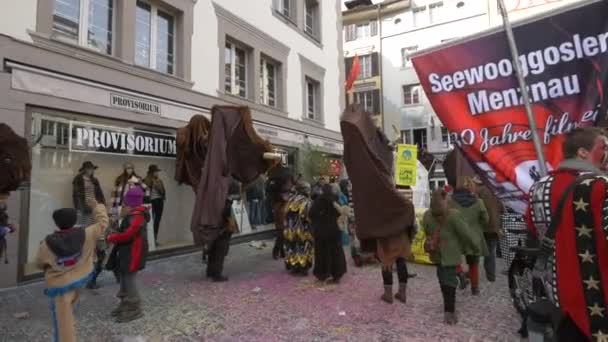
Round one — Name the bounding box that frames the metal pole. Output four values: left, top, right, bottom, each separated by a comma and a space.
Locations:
497, 0, 548, 176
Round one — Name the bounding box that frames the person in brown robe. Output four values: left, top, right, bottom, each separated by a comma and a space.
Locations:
340, 105, 416, 304
266, 165, 295, 259
190, 106, 275, 275
175, 114, 211, 192
0, 124, 31, 265
0, 123, 31, 195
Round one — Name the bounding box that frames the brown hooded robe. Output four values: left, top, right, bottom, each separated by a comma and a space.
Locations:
175, 114, 211, 191
190, 106, 274, 246
0, 124, 31, 194
340, 106, 415, 266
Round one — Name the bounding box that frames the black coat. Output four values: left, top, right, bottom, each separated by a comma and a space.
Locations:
72, 174, 106, 213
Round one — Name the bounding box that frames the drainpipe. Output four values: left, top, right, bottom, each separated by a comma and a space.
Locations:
377, 2, 385, 132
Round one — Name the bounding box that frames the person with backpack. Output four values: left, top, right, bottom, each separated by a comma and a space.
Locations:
526, 127, 608, 340
449, 176, 490, 295
36, 200, 109, 342
423, 189, 480, 325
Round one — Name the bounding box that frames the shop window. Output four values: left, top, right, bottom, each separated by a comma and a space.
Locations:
260, 57, 278, 107
403, 84, 421, 105
306, 77, 321, 121
225, 41, 248, 98
52, 0, 114, 55
304, 0, 320, 41
401, 130, 413, 145
429, 2, 444, 24
274, 0, 296, 23
135, 1, 176, 75
358, 54, 372, 80
401, 46, 418, 68
413, 6, 428, 28
413, 128, 428, 150
353, 90, 379, 114
25, 113, 195, 276
356, 22, 370, 38
344, 24, 356, 42
441, 126, 451, 149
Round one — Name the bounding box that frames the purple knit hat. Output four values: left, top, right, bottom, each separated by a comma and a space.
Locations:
123, 187, 144, 208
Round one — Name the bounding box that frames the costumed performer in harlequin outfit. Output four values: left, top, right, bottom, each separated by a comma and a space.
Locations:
526, 127, 608, 341
283, 181, 314, 275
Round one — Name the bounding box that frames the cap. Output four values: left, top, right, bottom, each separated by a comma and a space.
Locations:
52, 208, 78, 229
79, 161, 98, 172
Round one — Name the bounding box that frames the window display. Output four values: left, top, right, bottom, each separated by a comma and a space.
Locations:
25, 112, 194, 275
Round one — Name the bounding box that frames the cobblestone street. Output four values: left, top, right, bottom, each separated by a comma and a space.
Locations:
0, 242, 522, 342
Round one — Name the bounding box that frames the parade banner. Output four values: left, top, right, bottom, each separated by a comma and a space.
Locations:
412, 1, 608, 212
395, 144, 418, 186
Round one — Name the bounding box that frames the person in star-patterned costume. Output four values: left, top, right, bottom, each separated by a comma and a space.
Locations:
526, 127, 608, 341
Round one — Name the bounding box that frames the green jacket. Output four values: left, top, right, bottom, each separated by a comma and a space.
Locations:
449, 195, 489, 257
422, 209, 481, 266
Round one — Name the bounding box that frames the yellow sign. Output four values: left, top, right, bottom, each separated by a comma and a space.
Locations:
410, 209, 434, 265
395, 144, 417, 186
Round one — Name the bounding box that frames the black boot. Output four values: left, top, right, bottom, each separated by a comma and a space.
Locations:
86, 272, 100, 289
272, 234, 284, 259
115, 299, 143, 323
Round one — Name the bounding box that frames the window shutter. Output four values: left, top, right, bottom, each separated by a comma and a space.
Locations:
345, 24, 354, 41
372, 89, 380, 114
371, 52, 379, 77
370, 20, 378, 36
345, 57, 353, 77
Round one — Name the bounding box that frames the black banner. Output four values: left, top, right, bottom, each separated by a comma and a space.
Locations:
70, 122, 177, 158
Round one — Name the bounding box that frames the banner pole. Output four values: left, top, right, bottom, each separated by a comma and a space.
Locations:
497, 0, 548, 176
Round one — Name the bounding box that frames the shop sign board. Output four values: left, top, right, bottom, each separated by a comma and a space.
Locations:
395, 144, 418, 186
69, 121, 177, 158
110, 93, 161, 115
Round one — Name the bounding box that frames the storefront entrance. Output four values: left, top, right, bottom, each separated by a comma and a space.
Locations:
25, 111, 195, 276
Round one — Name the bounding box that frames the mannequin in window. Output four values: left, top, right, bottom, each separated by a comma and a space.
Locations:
111, 163, 150, 211
72, 161, 107, 289
143, 164, 166, 246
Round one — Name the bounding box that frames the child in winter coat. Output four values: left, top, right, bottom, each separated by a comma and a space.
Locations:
106, 187, 150, 323
422, 189, 480, 325
36, 200, 109, 342
449, 176, 489, 295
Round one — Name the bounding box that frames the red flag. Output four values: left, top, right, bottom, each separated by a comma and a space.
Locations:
345, 54, 360, 91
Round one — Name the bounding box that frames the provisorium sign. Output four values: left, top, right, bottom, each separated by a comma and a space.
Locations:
70, 122, 176, 158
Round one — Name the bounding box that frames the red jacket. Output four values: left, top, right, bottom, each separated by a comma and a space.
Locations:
526, 167, 608, 339
107, 206, 149, 273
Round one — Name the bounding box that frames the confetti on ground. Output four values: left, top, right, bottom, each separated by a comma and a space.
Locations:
0, 241, 522, 341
